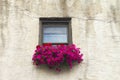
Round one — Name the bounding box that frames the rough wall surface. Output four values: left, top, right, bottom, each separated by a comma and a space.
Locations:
0, 0, 120, 80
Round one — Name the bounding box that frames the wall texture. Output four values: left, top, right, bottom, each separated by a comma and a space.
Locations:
0, 0, 120, 80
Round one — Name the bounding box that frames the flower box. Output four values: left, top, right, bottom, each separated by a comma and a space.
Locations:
32, 44, 83, 71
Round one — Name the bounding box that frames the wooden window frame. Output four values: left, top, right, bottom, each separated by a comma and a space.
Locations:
39, 17, 72, 45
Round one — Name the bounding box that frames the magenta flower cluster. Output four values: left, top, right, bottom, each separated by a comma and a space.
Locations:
32, 44, 83, 71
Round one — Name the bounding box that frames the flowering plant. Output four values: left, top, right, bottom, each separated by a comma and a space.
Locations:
32, 43, 83, 71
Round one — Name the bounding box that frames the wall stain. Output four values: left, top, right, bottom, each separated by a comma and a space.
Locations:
0, 0, 9, 48
110, 5, 117, 22
60, 0, 68, 17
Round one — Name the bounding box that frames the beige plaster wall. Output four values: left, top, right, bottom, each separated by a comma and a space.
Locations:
0, 0, 120, 80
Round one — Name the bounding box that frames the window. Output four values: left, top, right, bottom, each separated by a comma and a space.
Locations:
39, 18, 72, 45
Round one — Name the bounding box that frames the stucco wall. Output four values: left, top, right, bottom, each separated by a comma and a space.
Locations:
0, 0, 120, 80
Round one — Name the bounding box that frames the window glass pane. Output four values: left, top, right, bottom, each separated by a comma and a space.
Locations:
43, 24, 68, 43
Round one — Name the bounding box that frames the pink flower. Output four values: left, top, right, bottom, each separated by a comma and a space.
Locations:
32, 43, 83, 71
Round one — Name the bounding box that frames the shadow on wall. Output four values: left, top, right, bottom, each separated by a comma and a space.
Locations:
32, 62, 83, 74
